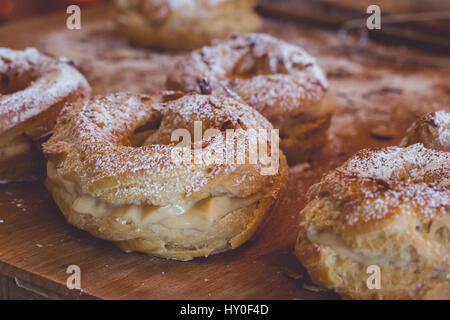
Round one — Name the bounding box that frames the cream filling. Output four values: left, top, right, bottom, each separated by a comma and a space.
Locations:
47, 162, 259, 232
307, 229, 392, 266
307, 228, 450, 279
0, 135, 31, 162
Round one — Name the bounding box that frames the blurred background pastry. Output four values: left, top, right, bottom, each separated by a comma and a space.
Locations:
0, 47, 90, 181
400, 110, 450, 152
167, 33, 335, 164
113, 0, 261, 50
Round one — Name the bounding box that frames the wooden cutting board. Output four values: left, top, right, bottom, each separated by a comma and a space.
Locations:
0, 4, 449, 300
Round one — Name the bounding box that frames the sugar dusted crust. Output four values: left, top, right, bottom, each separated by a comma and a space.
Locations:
167, 33, 335, 163
43, 92, 288, 259
43, 92, 280, 204
167, 33, 330, 121
0, 48, 91, 139
0, 47, 90, 181
295, 144, 449, 299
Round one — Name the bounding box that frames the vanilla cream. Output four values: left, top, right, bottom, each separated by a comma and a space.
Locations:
307, 228, 449, 278
47, 162, 259, 231
307, 228, 394, 267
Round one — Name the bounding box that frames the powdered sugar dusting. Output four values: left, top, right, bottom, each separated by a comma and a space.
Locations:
0, 47, 90, 135
306, 144, 450, 228
167, 33, 329, 122
401, 110, 450, 152
43, 93, 277, 206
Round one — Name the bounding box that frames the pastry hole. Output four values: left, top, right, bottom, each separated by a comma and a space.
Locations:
0, 72, 37, 94
230, 53, 297, 79
130, 113, 162, 146
231, 54, 272, 79
220, 120, 234, 131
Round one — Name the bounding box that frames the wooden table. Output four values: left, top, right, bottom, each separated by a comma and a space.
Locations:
0, 4, 449, 299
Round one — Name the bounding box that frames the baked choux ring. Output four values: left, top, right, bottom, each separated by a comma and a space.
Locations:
43, 92, 288, 261
167, 33, 335, 164
0, 47, 90, 181
295, 143, 449, 299
401, 110, 450, 152
113, 0, 261, 50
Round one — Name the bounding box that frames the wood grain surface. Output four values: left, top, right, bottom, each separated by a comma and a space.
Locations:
0, 3, 449, 300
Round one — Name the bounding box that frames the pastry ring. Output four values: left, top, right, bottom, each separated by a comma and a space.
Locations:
295, 143, 449, 299
0, 47, 90, 181
43, 92, 288, 260
167, 33, 335, 164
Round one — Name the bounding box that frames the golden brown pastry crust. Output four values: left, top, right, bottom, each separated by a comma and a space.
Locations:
167, 33, 335, 164
113, 0, 261, 50
401, 110, 450, 152
43, 92, 288, 260
295, 144, 449, 300
0, 47, 91, 181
